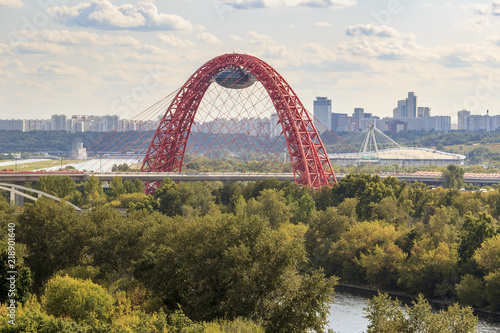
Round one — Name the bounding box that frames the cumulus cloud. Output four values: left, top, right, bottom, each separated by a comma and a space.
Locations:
195, 32, 223, 45
48, 0, 193, 31
440, 43, 500, 67
458, 1, 500, 31
340, 24, 435, 61
345, 24, 400, 38
157, 33, 195, 48
220, 0, 355, 9
10, 42, 69, 55
0, 0, 23, 8
493, 0, 500, 15
24, 61, 86, 76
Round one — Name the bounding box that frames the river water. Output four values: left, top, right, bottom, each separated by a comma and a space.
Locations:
326, 289, 500, 333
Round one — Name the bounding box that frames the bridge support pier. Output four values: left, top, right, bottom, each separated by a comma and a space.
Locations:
10, 188, 24, 206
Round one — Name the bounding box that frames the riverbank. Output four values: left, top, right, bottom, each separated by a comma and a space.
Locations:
336, 283, 500, 321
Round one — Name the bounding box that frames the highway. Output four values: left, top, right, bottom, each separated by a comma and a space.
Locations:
1, 171, 500, 186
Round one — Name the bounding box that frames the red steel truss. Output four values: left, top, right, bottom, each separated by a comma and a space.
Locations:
141, 53, 337, 193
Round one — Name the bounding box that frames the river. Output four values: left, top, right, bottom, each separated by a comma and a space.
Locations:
326, 289, 500, 333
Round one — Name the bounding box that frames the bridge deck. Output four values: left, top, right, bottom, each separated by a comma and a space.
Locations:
0, 171, 500, 186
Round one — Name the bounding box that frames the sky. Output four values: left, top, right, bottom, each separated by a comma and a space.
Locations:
1, 0, 500, 123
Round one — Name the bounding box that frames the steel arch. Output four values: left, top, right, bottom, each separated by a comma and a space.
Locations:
141, 53, 337, 193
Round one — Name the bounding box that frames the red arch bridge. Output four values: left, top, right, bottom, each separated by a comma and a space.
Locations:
139, 53, 337, 193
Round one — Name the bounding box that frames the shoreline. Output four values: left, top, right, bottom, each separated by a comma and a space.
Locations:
335, 283, 500, 320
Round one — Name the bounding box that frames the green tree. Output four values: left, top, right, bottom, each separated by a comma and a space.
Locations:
398, 242, 459, 298
458, 212, 497, 263
305, 202, 357, 275
328, 221, 400, 282
364, 293, 478, 333
0, 240, 32, 304
135, 213, 336, 332
34, 175, 77, 199
107, 176, 126, 200
155, 179, 215, 217
291, 192, 316, 225
17, 198, 91, 289
473, 233, 500, 273
443, 164, 465, 189
133, 178, 145, 193
43, 275, 114, 322
327, 174, 395, 220
484, 269, 500, 311
456, 274, 485, 308
83, 175, 105, 207
255, 188, 291, 228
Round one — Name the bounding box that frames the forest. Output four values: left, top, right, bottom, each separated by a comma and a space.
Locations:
1, 174, 497, 332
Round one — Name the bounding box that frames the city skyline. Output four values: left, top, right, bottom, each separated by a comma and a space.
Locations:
1, 1, 500, 122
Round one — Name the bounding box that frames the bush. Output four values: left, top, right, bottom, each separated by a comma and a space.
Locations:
484, 270, 500, 311
456, 274, 485, 308
43, 275, 114, 322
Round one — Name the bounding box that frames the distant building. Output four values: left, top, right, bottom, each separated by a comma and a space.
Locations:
407, 92, 417, 118
457, 110, 471, 130
468, 115, 490, 132
0, 119, 25, 131
353, 108, 364, 131
25, 119, 51, 131
394, 100, 407, 118
51, 114, 67, 131
418, 107, 430, 117
313, 97, 332, 132
331, 113, 347, 132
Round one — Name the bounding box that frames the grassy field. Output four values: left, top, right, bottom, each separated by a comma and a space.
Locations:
439, 143, 500, 155
0, 159, 80, 171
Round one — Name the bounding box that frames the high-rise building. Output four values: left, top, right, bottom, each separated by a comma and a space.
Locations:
395, 100, 406, 118
313, 97, 332, 132
353, 108, 364, 131
331, 113, 347, 132
406, 92, 417, 118
0, 119, 25, 131
457, 110, 470, 130
51, 114, 67, 131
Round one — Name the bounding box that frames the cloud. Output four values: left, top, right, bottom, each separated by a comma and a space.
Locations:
494, 0, 500, 15
24, 61, 86, 76
230, 35, 243, 42
294, 42, 370, 72
340, 24, 435, 61
0, 0, 23, 8
440, 44, 500, 67
48, 0, 193, 31
10, 42, 69, 55
157, 33, 195, 48
345, 24, 400, 38
248, 31, 274, 43
458, 1, 500, 31
195, 32, 223, 45
220, 0, 355, 9
248, 31, 287, 58
311, 21, 332, 27
103, 71, 130, 82
10, 29, 141, 48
